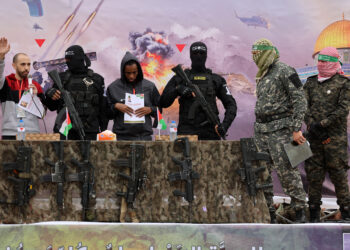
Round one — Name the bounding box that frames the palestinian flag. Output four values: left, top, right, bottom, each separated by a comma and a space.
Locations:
59, 109, 72, 136
157, 108, 167, 130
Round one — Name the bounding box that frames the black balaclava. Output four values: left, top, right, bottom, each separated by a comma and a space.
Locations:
190, 41, 207, 73
65, 45, 90, 73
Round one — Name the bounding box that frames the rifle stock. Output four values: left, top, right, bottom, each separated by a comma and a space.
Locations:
237, 138, 272, 203
1, 146, 35, 207
115, 144, 145, 209
68, 141, 95, 220
168, 137, 199, 221
40, 141, 66, 209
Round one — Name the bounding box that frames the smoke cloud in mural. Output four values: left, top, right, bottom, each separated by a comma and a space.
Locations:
129, 28, 174, 60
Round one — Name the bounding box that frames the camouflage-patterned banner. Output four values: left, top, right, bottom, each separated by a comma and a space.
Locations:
1, 223, 349, 250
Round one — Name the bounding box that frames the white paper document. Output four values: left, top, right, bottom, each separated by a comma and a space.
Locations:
18, 91, 45, 118
124, 93, 145, 123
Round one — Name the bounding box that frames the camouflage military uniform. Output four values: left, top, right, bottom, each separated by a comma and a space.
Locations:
303, 73, 350, 208
254, 61, 307, 210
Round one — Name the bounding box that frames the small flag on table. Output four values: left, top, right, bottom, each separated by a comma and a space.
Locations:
157, 108, 167, 130
59, 108, 72, 137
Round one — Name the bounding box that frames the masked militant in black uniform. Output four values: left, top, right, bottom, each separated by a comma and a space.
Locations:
159, 42, 237, 140
45, 45, 108, 140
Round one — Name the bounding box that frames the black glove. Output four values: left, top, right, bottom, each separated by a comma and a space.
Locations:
308, 122, 329, 142
309, 122, 322, 132
176, 85, 192, 98
46, 87, 58, 99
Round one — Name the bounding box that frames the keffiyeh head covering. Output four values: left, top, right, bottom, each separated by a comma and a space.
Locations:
252, 38, 279, 83
317, 47, 343, 82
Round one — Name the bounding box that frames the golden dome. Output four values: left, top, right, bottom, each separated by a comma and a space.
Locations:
313, 17, 350, 57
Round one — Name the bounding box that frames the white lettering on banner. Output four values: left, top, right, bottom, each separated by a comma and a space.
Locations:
4, 241, 229, 249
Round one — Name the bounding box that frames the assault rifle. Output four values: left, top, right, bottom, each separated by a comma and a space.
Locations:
168, 137, 199, 222
40, 141, 66, 209
1, 146, 35, 206
48, 70, 85, 140
115, 144, 146, 208
171, 64, 226, 139
68, 141, 95, 220
237, 138, 272, 203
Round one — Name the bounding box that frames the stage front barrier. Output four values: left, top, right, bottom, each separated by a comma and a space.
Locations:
0, 141, 269, 223
0, 222, 349, 250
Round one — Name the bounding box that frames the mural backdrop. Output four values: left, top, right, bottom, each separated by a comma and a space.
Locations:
1, 0, 350, 196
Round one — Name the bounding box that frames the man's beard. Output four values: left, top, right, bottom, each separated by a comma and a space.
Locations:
18, 70, 29, 79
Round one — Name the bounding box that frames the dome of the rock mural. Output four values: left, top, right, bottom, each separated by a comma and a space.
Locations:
313, 17, 350, 57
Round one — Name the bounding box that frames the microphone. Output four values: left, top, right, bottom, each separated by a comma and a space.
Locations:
28, 74, 33, 95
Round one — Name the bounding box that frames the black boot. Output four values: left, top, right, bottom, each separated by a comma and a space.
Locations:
309, 204, 320, 223
295, 208, 306, 223
340, 206, 350, 221
269, 208, 277, 224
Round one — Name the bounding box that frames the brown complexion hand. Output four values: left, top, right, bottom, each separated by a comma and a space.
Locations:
115, 103, 134, 116
51, 90, 61, 100
214, 124, 221, 138
135, 107, 152, 117
293, 131, 306, 145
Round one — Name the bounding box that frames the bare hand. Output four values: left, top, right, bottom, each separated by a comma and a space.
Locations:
51, 90, 61, 100
0, 37, 10, 59
135, 107, 152, 117
28, 84, 38, 95
115, 103, 134, 116
215, 125, 220, 138
293, 131, 306, 145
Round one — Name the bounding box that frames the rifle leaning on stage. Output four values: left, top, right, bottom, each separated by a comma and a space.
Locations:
168, 137, 199, 222
67, 141, 95, 220
0, 146, 35, 206
40, 141, 67, 210
48, 70, 85, 140
171, 64, 226, 140
236, 138, 272, 204
115, 144, 146, 209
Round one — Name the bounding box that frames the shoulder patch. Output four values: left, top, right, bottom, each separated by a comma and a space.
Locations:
289, 73, 302, 88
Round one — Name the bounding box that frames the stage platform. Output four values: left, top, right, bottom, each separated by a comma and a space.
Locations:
1, 222, 350, 250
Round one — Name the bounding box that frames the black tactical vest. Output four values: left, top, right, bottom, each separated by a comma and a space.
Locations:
62, 70, 100, 129
183, 70, 219, 126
